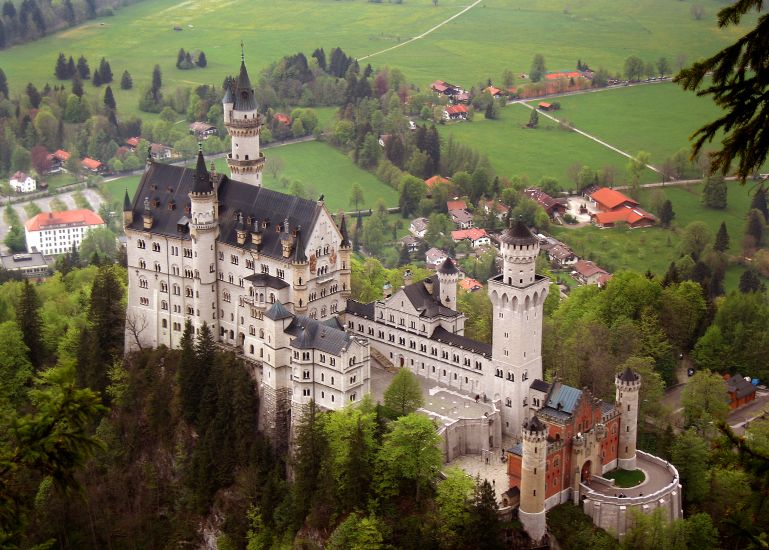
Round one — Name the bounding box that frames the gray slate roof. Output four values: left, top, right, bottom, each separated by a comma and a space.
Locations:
346, 300, 375, 320
245, 273, 290, 290
286, 315, 353, 356
430, 326, 491, 357
530, 379, 550, 393
265, 300, 293, 320
402, 275, 459, 319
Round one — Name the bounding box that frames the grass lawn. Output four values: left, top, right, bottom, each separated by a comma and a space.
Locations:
552, 181, 767, 292
42, 172, 78, 191
539, 83, 726, 166
106, 141, 399, 213
604, 468, 645, 488
439, 103, 657, 187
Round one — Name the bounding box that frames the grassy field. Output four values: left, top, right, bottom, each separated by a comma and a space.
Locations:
106, 141, 399, 213
0, 0, 751, 122
438, 102, 657, 186
552, 181, 764, 292
42, 172, 78, 191
604, 469, 645, 488
537, 83, 726, 165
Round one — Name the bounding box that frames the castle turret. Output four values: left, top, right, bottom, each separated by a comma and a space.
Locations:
519, 415, 548, 542
486, 220, 549, 434
338, 215, 352, 299
615, 367, 641, 470
292, 225, 309, 314
437, 257, 459, 310
123, 188, 133, 226
224, 45, 265, 187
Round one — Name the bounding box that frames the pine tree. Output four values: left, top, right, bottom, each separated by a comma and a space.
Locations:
25, 82, 40, 108
0, 68, 8, 99
312, 47, 326, 71
99, 57, 112, 83
76, 55, 89, 79
739, 268, 765, 294
178, 319, 198, 423
63, 0, 75, 24
71, 73, 83, 98
0, 20, 5, 49
714, 221, 730, 252
746, 208, 764, 245
662, 262, 679, 287
120, 70, 132, 90
426, 125, 441, 175
151, 64, 162, 100
398, 244, 411, 266
103, 85, 116, 110
659, 199, 675, 227
176, 48, 186, 68
16, 279, 43, 370
196, 51, 207, 67
92, 68, 101, 86
463, 479, 502, 549
54, 52, 69, 80
701, 174, 727, 209
192, 321, 216, 428
67, 56, 76, 78
750, 187, 769, 222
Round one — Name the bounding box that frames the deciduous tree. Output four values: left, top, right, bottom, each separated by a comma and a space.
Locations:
383, 368, 423, 418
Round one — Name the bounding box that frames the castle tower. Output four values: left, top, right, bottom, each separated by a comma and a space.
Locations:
122, 188, 133, 226
486, 221, 549, 433
188, 148, 219, 333
338, 215, 352, 299
292, 225, 310, 314
437, 257, 459, 310
615, 367, 641, 470
262, 300, 294, 456
519, 415, 548, 542
223, 46, 265, 187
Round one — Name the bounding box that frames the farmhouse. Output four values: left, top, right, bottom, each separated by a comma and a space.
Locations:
523, 188, 567, 218
588, 187, 638, 212
538, 102, 553, 111
725, 374, 756, 410
189, 121, 218, 139
572, 260, 610, 286
150, 143, 173, 160
47, 149, 70, 171
451, 228, 490, 248
125, 137, 140, 150
484, 86, 503, 98
425, 247, 449, 268
273, 113, 291, 126
81, 157, 103, 173
409, 217, 429, 238
539, 237, 578, 268
430, 80, 461, 96
591, 207, 656, 229
9, 171, 36, 193
449, 208, 474, 229
458, 277, 482, 292
400, 235, 422, 253
479, 198, 509, 220
425, 175, 450, 189
443, 104, 469, 121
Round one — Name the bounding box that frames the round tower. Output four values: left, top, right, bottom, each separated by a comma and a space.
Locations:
615, 367, 641, 470
499, 220, 539, 288
338, 215, 352, 299
188, 148, 219, 333
437, 257, 459, 310
292, 225, 310, 314
519, 415, 548, 542
224, 46, 265, 187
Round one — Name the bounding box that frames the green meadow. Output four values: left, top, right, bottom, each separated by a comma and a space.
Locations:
438, 102, 657, 186
551, 181, 763, 291
105, 141, 399, 213
537, 83, 725, 165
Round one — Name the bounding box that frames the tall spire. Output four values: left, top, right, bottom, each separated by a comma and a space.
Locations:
234, 43, 256, 111
191, 144, 212, 194
339, 215, 351, 248
123, 188, 131, 211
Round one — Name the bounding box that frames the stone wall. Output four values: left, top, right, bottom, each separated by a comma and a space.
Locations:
439, 410, 502, 463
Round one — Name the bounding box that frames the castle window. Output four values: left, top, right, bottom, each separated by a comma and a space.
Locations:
184, 269, 193, 278
218, 251, 224, 260
330, 358, 335, 366
249, 326, 256, 336
160, 282, 168, 293
505, 398, 512, 407
139, 278, 148, 289
231, 255, 239, 265
152, 242, 160, 252
246, 259, 254, 270
523, 371, 529, 381
277, 269, 285, 279
162, 319, 168, 329
261, 264, 269, 274
350, 375, 356, 384
137, 240, 146, 249
172, 265, 180, 275
183, 248, 192, 258
186, 306, 194, 315
507, 372, 514, 381
302, 389, 310, 397
139, 260, 146, 270
173, 284, 180, 295
350, 393, 356, 402
496, 369, 503, 378
185, 287, 193, 298
523, 397, 528, 406
139, 297, 149, 306
161, 300, 168, 310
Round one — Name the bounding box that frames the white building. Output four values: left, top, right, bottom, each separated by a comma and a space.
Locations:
10, 171, 36, 193
24, 209, 105, 255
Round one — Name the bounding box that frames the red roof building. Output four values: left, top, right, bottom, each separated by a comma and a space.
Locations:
451, 228, 489, 244
545, 71, 584, 81
425, 175, 451, 188
459, 277, 483, 292
52, 150, 70, 162
24, 209, 106, 256
125, 137, 140, 149
485, 86, 503, 97
589, 187, 638, 212
591, 207, 656, 228
81, 157, 103, 172
274, 113, 291, 126
447, 200, 467, 211
572, 260, 610, 286
523, 188, 568, 217
443, 104, 469, 120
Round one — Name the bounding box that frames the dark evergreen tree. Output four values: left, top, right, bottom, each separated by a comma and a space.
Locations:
463, 479, 503, 550
71, 73, 83, 98
176, 48, 186, 68
702, 174, 728, 209
751, 186, 769, 222
384, 134, 405, 168
92, 68, 101, 87
363, 63, 373, 78
63, 0, 75, 24
98, 57, 112, 83
746, 208, 764, 245
192, 321, 216, 429
0, 20, 6, 49
714, 221, 730, 252
398, 244, 411, 266
2, 0, 16, 19
42, 82, 50, 95
196, 51, 207, 67
103, 85, 116, 110
120, 70, 132, 90
426, 126, 441, 174
293, 401, 331, 523
25, 82, 40, 108
16, 279, 43, 370
0, 68, 7, 99
178, 319, 198, 423
76, 55, 89, 79
31, 3, 45, 34
55, 52, 69, 80
84, 0, 95, 16
151, 64, 162, 100
485, 102, 494, 119
739, 268, 766, 294
659, 199, 675, 227
312, 47, 326, 71
107, 109, 117, 128
67, 56, 76, 78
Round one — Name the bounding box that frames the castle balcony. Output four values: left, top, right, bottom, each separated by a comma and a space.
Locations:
226, 118, 262, 129
227, 154, 266, 168
316, 272, 334, 284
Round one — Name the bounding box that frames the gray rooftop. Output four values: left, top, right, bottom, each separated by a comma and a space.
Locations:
286, 314, 353, 356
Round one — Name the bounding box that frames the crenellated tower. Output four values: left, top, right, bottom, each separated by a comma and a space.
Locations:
519, 415, 548, 542
437, 257, 459, 310
486, 220, 549, 433
338, 215, 352, 299
223, 46, 265, 187
188, 148, 219, 333
615, 367, 641, 470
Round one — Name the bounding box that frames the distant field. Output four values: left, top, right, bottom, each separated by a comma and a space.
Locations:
537, 83, 725, 165
552, 181, 765, 292
438, 102, 657, 187
107, 141, 399, 213
0, 0, 751, 122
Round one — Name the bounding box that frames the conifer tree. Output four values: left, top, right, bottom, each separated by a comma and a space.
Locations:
463, 479, 502, 549
120, 70, 132, 90
739, 268, 765, 293
67, 56, 76, 78
76, 55, 89, 79
176, 48, 186, 68
0, 20, 6, 48
398, 244, 410, 266
746, 208, 764, 245
25, 82, 40, 108
151, 64, 162, 101
0, 68, 8, 99
71, 73, 83, 98
92, 68, 101, 87
714, 221, 730, 252
178, 319, 197, 423
98, 57, 112, 83
662, 262, 679, 287
191, 321, 215, 428
659, 199, 675, 227
751, 186, 769, 222
16, 279, 43, 370
701, 174, 728, 209
55, 52, 68, 80
196, 51, 207, 68
312, 47, 326, 71
103, 85, 116, 111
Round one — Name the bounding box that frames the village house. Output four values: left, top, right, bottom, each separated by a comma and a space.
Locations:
538, 102, 553, 111
48, 149, 70, 171
572, 260, 610, 286
25, 209, 106, 255
451, 227, 490, 248
273, 112, 291, 126
588, 187, 656, 228
524, 188, 567, 219
430, 80, 461, 96
449, 208, 474, 229
539, 236, 578, 268
125, 137, 141, 150
400, 235, 423, 253
9, 171, 36, 193
479, 198, 510, 220
425, 247, 449, 268
81, 157, 103, 173
425, 175, 451, 190
484, 85, 503, 98
409, 217, 429, 238
589, 187, 638, 213
150, 143, 174, 160
189, 121, 218, 139
458, 277, 482, 292
452, 91, 470, 104
443, 104, 469, 121
725, 374, 757, 410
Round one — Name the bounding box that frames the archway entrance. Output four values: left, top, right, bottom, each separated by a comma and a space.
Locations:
399, 355, 404, 367
581, 460, 592, 483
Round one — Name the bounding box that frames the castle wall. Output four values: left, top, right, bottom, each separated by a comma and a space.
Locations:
439, 411, 502, 463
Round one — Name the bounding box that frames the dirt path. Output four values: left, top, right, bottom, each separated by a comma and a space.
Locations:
516, 102, 660, 174
359, 0, 483, 61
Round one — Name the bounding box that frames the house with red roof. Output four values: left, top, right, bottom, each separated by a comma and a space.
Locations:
81, 157, 103, 173
442, 104, 469, 121
447, 199, 467, 211
274, 113, 292, 126
478, 198, 509, 220
589, 187, 638, 212
459, 277, 483, 292
24, 209, 106, 256
425, 175, 451, 189
591, 207, 656, 228
523, 188, 567, 218
572, 260, 610, 286
451, 228, 490, 248
125, 137, 141, 150
431, 80, 462, 96
484, 86, 503, 98
47, 149, 70, 171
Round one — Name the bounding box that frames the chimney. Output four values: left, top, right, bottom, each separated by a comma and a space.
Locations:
423, 277, 434, 295
403, 269, 413, 286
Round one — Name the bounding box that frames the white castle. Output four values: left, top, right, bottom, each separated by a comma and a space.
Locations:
124, 50, 549, 445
